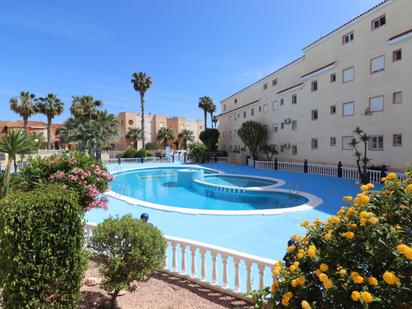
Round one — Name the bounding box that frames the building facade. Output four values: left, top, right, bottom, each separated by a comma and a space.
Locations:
218, 0, 412, 170
116, 112, 203, 150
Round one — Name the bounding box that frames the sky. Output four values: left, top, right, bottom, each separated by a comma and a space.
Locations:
0, 0, 383, 124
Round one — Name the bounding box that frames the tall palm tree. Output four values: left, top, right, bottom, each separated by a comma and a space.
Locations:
208, 102, 216, 128
0, 130, 32, 196
198, 96, 213, 130
157, 127, 175, 148
131, 72, 152, 150
91, 110, 119, 160
178, 129, 195, 150
70, 95, 102, 120
36, 93, 64, 149
9, 91, 37, 133
126, 127, 142, 149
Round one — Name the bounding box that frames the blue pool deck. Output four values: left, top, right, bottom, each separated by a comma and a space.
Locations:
85, 162, 362, 261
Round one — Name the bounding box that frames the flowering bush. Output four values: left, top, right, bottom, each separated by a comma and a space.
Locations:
257, 172, 412, 308
12, 152, 113, 211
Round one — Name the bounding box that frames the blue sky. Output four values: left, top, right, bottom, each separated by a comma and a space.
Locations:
0, 0, 382, 123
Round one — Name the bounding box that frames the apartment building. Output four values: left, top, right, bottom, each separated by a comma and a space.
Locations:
116, 112, 203, 150
218, 0, 412, 170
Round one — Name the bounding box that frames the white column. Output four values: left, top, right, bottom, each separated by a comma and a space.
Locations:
211, 251, 218, 285
200, 248, 207, 282
246, 260, 252, 291
233, 257, 240, 292
171, 242, 177, 272
190, 246, 197, 278
181, 244, 187, 275
258, 264, 265, 290
222, 254, 228, 289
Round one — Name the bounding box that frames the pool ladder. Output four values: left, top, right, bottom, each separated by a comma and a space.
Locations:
288, 181, 303, 199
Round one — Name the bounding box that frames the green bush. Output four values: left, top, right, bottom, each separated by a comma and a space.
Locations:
145, 142, 160, 151
0, 184, 86, 308
187, 142, 210, 163
136, 148, 152, 157
123, 148, 153, 158
199, 128, 219, 151
90, 215, 166, 308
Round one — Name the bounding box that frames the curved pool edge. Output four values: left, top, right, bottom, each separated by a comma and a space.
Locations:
195, 173, 286, 190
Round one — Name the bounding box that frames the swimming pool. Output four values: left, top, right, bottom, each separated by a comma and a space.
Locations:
109, 166, 321, 214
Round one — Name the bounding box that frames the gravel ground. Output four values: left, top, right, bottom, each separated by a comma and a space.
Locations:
78, 261, 254, 309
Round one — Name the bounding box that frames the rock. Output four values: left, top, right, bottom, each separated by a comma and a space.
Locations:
84, 277, 100, 286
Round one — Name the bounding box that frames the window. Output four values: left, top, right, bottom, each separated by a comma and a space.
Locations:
292, 94, 297, 105
393, 49, 402, 62
181, 125, 184, 130
330, 137, 336, 147
251, 108, 254, 116
263, 83, 268, 90
370, 55, 385, 73
330, 73, 336, 83
258, 106, 262, 112
272, 123, 278, 133
272, 101, 279, 111
292, 145, 297, 156
343, 67, 354, 83
281, 123, 284, 130
393, 134, 402, 147
120, 120, 124, 125
223, 104, 226, 111
128, 119, 134, 125
311, 109, 318, 121
160, 122, 164, 128
372, 15, 386, 30
280, 145, 284, 152
369, 96, 384, 112
311, 138, 318, 150
342, 31, 354, 44
342, 102, 354, 116
272, 79, 278, 86
342, 136, 353, 150
263, 104, 268, 113
292, 120, 297, 131
393, 91, 402, 104
234, 98, 237, 103
311, 80, 318, 92
280, 98, 284, 106
243, 111, 246, 118
369, 135, 384, 151
330, 105, 336, 115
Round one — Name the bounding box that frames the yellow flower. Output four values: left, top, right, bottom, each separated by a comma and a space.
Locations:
381, 177, 386, 182
319, 273, 328, 283
386, 172, 397, 180
360, 218, 367, 226
315, 269, 322, 277
281, 295, 290, 306
360, 184, 369, 191
301, 300, 311, 309
406, 184, 412, 192
404, 248, 412, 260
271, 280, 279, 292
323, 279, 333, 289
287, 244, 296, 253
323, 233, 332, 241
300, 220, 310, 227
351, 272, 364, 284
343, 196, 353, 201
368, 276, 378, 286
297, 253, 304, 260
290, 265, 297, 272
360, 195, 370, 204
368, 216, 378, 224
339, 269, 347, 277
360, 291, 373, 304
320, 263, 329, 272
291, 279, 298, 287
367, 183, 375, 189
383, 271, 400, 286
341, 231, 355, 239
360, 211, 370, 218
307, 245, 316, 257
351, 291, 360, 301
354, 197, 361, 206
297, 276, 305, 286
397, 244, 408, 254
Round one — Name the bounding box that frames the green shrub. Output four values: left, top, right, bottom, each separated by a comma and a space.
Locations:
199, 128, 219, 151
237, 121, 267, 160
123, 148, 153, 158
145, 142, 160, 151
136, 148, 152, 157
90, 215, 166, 308
187, 142, 210, 163
258, 172, 412, 309
0, 184, 86, 308
11, 152, 112, 211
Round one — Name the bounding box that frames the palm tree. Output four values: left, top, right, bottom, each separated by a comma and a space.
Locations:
70, 95, 102, 120
36, 93, 64, 149
157, 127, 175, 148
9, 91, 37, 133
198, 96, 213, 129
91, 110, 119, 160
208, 102, 216, 128
178, 129, 195, 150
131, 72, 152, 150
126, 127, 142, 149
0, 130, 32, 196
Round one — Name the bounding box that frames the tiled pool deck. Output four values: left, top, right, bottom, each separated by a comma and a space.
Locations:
85, 162, 362, 261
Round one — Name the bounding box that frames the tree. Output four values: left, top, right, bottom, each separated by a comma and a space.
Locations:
131, 72, 152, 149
350, 127, 371, 184
259, 143, 278, 161
187, 142, 209, 163
126, 127, 142, 150
9, 91, 37, 133
36, 93, 64, 149
199, 128, 219, 152
178, 129, 195, 150
157, 127, 175, 148
90, 215, 166, 309
209, 102, 216, 128
237, 121, 267, 160
70, 95, 101, 120
198, 96, 213, 129
0, 130, 32, 197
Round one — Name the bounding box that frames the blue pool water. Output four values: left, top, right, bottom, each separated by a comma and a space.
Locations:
111, 167, 308, 210
203, 175, 276, 187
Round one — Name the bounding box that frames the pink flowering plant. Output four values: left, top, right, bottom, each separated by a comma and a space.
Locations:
12, 152, 113, 211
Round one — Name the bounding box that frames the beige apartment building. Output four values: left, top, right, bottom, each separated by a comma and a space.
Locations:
218, 0, 412, 170
116, 112, 203, 150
